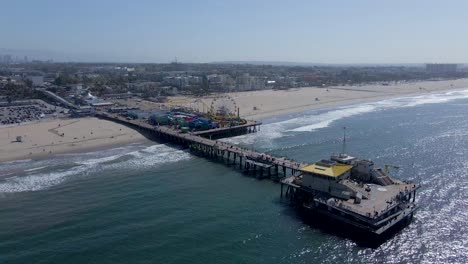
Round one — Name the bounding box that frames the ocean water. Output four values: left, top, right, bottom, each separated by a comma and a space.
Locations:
1, 89, 468, 263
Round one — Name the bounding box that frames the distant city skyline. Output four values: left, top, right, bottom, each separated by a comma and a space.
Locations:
1, 0, 468, 63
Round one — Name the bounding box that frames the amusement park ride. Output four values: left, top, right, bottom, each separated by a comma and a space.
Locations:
190, 95, 246, 126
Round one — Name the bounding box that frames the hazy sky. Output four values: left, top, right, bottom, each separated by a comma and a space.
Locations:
1, 0, 467, 63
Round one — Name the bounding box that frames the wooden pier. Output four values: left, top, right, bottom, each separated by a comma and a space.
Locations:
97, 112, 306, 180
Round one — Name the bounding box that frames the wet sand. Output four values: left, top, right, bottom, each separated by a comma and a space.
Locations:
198, 78, 468, 120
2, 78, 467, 162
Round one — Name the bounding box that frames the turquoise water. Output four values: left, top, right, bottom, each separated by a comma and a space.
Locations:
1, 90, 468, 263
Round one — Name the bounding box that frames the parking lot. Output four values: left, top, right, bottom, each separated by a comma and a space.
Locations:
0, 100, 67, 125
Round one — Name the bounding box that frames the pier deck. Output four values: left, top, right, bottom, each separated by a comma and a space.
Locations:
97, 112, 306, 179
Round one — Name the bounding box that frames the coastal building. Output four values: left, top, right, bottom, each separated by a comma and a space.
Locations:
426, 63, 458, 74
27, 75, 44, 87
0, 54, 12, 64
159, 86, 178, 95
298, 160, 353, 199
282, 153, 419, 235
71, 106, 95, 117
162, 76, 189, 89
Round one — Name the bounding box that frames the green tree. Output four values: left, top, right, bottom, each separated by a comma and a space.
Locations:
90, 84, 107, 96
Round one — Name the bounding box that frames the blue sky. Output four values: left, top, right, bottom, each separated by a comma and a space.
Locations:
1, 0, 467, 63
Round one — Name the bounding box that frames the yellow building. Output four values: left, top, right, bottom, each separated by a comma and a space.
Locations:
298, 160, 353, 199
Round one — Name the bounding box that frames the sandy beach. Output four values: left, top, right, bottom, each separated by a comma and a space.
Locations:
224, 78, 468, 120
117, 78, 468, 121
2, 78, 467, 163
0, 117, 148, 162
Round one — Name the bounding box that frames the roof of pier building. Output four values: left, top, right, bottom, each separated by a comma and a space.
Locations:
300, 160, 353, 178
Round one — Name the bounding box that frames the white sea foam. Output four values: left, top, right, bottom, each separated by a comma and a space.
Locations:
77, 154, 123, 165
290, 89, 468, 132
222, 89, 468, 144
0, 144, 191, 193
23, 166, 49, 172
290, 104, 376, 132
125, 144, 191, 167
0, 165, 89, 193
3, 90, 467, 193
0, 172, 14, 178
139, 144, 169, 154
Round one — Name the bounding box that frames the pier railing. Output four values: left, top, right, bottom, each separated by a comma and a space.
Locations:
97, 112, 305, 180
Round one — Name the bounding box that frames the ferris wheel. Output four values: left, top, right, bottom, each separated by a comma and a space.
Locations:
209, 95, 238, 118
188, 98, 211, 113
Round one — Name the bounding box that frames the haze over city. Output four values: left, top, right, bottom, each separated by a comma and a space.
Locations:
1, 0, 467, 63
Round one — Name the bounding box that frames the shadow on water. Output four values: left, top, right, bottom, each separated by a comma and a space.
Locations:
275, 198, 413, 249
178, 149, 411, 249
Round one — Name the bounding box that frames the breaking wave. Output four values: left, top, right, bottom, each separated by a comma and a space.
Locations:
0, 144, 191, 193
0, 165, 90, 193
23, 166, 49, 172
290, 104, 376, 132
224, 89, 468, 145
290, 89, 468, 132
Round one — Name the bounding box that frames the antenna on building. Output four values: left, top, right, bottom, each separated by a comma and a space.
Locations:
341, 126, 347, 155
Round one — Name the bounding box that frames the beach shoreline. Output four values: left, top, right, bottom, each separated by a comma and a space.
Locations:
1, 78, 467, 163
244, 87, 468, 121
227, 78, 468, 120
0, 117, 149, 163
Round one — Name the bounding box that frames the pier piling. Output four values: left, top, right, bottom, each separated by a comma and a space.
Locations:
97, 113, 304, 182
